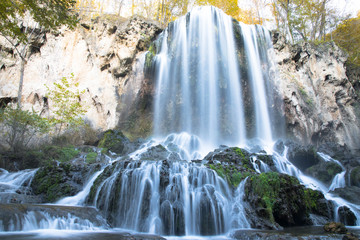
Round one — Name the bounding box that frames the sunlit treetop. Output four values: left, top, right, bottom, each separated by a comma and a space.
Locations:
0, 0, 78, 43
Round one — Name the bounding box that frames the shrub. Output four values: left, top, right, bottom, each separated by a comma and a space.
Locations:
0, 107, 50, 151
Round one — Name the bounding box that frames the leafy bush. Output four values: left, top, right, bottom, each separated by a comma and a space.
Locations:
0, 107, 50, 151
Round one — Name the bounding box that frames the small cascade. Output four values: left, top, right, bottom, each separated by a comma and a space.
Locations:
0, 204, 108, 232
231, 178, 251, 229
317, 153, 346, 191
0, 168, 37, 193
56, 169, 105, 206
0, 211, 101, 231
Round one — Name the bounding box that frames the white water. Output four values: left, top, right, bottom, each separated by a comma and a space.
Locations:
0, 211, 102, 231
231, 178, 251, 229
0, 168, 37, 191
153, 6, 276, 149
56, 169, 105, 206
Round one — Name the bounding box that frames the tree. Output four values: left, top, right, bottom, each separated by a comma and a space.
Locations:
195, 0, 264, 24
328, 14, 360, 66
45, 73, 87, 135
271, 0, 346, 43
0, 0, 77, 108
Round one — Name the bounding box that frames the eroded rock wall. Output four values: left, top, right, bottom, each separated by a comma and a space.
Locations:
0, 15, 161, 132
272, 32, 360, 150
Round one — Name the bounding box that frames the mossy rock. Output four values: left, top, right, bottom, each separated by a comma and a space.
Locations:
306, 161, 342, 185
97, 129, 130, 154
86, 162, 118, 204
204, 147, 254, 170
245, 172, 330, 228
86, 152, 98, 164
31, 162, 79, 202
350, 166, 360, 187
208, 163, 253, 187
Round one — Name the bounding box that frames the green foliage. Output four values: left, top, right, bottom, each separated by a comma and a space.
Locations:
0, 107, 50, 151
328, 15, 360, 66
42, 145, 80, 163
272, 0, 342, 43
45, 73, 87, 135
0, 0, 77, 44
86, 152, 98, 164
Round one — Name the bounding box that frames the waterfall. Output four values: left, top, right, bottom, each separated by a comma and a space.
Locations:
152, 6, 278, 149
90, 160, 235, 236
2, 5, 360, 238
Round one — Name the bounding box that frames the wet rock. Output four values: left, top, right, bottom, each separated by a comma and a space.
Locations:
138, 144, 170, 161
343, 232, 359, 240
286, 144, 320, 172
350, 166, 360, 187
332, 186, 360, 205
244, 172, 332, 229
338, 206, 358, 226
324, 222, 347, 234
204, 147, 252, 165
230, 226, 356, 240
30, 160, 93, 202
305, 160, 342, 185
97, 129, 132, 154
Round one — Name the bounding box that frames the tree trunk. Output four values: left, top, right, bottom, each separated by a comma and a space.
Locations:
17, 58, 26, 108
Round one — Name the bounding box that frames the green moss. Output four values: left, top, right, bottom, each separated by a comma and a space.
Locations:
350, 166, 360, 187
145, 43, 156, 69
42, 145, 80, 163
98, 130, 128, 154
31, 163, 74, 202
209, 163, 252, 187
86, 152, 98, 164
249, 172, 300, 222
209, 164, 225, 178
304, 188, 322, 210
87, 163, 116, 203
233, 147, 252, 169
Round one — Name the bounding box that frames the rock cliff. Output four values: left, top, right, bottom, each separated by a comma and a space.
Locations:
272, 32, 360, 150
0, 15, 162, 134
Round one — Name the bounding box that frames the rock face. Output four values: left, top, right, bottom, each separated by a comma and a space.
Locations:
0, 15, 162, 135
272, 32, 360, 149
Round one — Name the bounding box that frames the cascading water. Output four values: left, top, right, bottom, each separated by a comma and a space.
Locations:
152, 6, 278, 150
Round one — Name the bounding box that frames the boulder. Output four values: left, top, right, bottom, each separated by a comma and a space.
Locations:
244, 172, 332, 229
324, 222, 347, 234
338, 206, 358, 226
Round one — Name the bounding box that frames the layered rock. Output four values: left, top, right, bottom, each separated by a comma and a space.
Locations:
0, 15, 162, 136
272, 32, 360, 149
